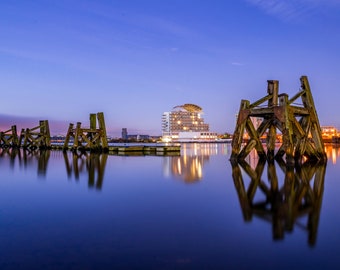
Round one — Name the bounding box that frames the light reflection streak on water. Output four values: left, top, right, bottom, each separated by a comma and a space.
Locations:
324, 144, 340, 164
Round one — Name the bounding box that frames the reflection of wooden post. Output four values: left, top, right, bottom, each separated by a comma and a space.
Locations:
88, 154, 96, 187
38, 150, 50, 176
63, 151, 72, 177
73, 153, 80, 179
96, 154, 107, 189
87, 153, 108, 189
230, 157, 326, 245
308, 163, 326, 246
284, 166, 295, 231
231, 161, 252, 221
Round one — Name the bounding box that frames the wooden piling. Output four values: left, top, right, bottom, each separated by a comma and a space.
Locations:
19, 120, 51, 149
0, 125, 19, 147
63, 112, 109, 152
230, 76, 326, 164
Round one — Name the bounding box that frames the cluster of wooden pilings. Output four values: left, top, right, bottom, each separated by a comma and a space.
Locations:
0, 120, 51, 149
230, 76, 327, 165
63, 112, 108, 152
0, 112, 108, 153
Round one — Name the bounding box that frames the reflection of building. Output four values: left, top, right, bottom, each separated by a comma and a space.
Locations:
162, 103, 217, 142
163, 143, 216, 183
324, 145, 340, 164
163, 155, 208, 183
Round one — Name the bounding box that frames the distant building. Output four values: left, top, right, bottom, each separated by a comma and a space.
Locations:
161, 103, 217, 142
121, 128, 150, 141
122, 128, 128, 140
321, 126, 338, 140
127, 134, 150, 141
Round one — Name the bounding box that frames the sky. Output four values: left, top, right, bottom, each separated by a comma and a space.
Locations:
1, 0, 340, 137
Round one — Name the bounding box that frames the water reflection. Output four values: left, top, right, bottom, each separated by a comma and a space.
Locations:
163, 155, 208, 183
163, 143, 226, 183
63, 152, 107, 190
0, 148, 50, 177
0, 148, 107, 187
324, 144, 340, 164
231, 158, 326, 246
0, 147, 19, 168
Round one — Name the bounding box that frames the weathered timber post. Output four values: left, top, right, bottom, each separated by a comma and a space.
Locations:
267, 80, 279, 160
20, 120, 51, 149
97, 112, 108, 150
19, 128, 25, 147
63, 123, 75, 150
41, 120, 51, 148
0, 125, 19, 147
279, 94, 295, 165
64, 112, 108, 152
74, 122, 82, 149
230, 76, 326, 165
300, 76, 325, 161
89, 113, 97, 148
12, 125, 19, 146
231, 100, 250, 160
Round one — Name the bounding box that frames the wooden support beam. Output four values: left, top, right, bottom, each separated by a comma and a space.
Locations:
0, 125, 19, 147
231, 100, 250, 160
300, 76, 325, 160
73, 122, 82, 149
64, 123, 74, 149
245, 118, 266, 158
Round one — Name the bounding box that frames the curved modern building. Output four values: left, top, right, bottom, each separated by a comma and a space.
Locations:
161, 103, 217, 142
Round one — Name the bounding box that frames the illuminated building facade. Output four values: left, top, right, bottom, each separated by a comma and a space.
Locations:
321, 126, 338, 141
162, 103, 217, 142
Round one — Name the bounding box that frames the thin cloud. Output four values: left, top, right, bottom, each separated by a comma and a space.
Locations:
231, 62, 244, 66
0, 114, 69, 135
170, 47, 179, 52
245, 0, 340, 22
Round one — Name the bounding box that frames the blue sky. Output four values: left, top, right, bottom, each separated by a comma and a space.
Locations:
1, 0, 340, 136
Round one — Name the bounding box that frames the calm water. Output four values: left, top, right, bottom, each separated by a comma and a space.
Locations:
0, 143, 339, 270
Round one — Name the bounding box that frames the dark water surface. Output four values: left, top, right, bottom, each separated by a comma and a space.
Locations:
0, 143, 339, 270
